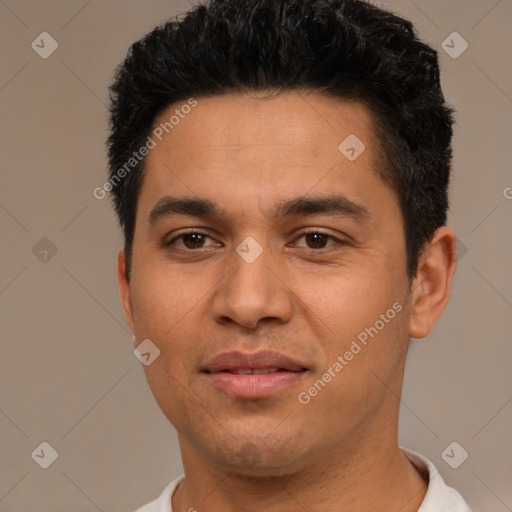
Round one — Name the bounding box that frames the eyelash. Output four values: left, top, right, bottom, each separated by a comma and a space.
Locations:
165, 229, 346, 253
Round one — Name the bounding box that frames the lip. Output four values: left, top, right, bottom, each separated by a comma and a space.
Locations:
202, 350, 306, 373
202, 350, 308, 398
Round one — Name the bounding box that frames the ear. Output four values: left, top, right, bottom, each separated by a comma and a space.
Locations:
117, 248, 135, 334
408, 226, 457, 339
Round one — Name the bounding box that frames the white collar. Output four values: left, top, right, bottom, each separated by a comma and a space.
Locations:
400, 447, 471, 511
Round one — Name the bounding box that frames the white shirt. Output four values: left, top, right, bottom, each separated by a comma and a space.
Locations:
134, 447, 471, 511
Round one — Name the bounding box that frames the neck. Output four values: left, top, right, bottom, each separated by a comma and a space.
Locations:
172, 432, 427, 512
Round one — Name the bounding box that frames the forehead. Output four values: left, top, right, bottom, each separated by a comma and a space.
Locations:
138, 91, 395, 223
151, 91, 378, 159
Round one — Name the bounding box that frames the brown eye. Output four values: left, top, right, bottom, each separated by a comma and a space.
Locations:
295, 230, 343, 251
303, 232, 330, 249
166, 230, 216, 250
181, 233, 207, 249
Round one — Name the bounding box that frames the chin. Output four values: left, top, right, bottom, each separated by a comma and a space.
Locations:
193, 426, 314, 477
216, 447, 308, 478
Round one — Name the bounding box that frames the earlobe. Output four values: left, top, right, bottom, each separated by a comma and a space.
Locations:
408, 226, 457, 339
117, 248, 135, 334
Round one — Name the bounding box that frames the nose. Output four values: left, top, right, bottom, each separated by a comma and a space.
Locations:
211, 240, 294, 330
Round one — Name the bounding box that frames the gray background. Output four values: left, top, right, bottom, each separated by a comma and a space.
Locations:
0, 0, 511, 511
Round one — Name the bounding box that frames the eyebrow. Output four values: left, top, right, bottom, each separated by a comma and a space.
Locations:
148, 194, 370, 226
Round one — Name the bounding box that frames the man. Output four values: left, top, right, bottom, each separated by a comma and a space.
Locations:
106, 0, 471, 510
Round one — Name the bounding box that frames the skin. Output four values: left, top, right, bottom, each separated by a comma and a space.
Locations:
117, 91, 457, 512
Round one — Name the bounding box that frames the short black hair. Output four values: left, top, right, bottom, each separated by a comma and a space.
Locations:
106, 0, 454, 280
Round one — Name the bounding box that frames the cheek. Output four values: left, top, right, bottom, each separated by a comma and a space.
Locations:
130, 263, 217, 376
302, 308, 408, 429
291, 260, 400, 338
130, 264, 197, 339
296, 258, 408, 388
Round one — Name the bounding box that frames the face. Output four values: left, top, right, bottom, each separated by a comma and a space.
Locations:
119, 92, 416, 476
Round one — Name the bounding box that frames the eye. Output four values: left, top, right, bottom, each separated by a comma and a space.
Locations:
165, 230, 218, 250
293, 230, 345, 251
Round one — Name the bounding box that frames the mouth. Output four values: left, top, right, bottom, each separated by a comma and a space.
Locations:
217, 367, 297, 375
201, 350, 309, 398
